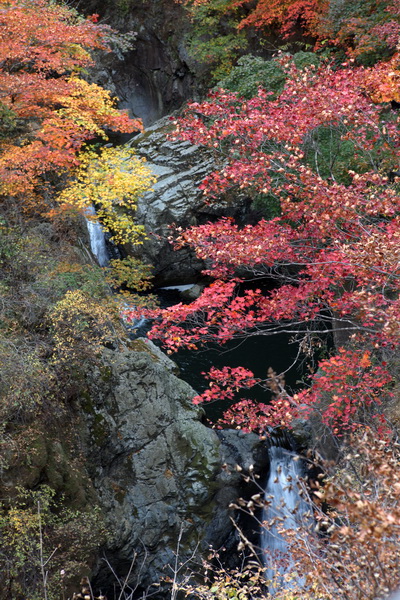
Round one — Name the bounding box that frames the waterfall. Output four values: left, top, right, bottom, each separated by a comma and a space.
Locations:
84, 206, 150, 336
85, 206, 109, 267
261, 445, 310, 593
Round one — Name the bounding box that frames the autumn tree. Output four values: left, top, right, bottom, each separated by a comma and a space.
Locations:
291, 429, 400, 599
133, 50, 400, 435
0, 0, 145, 223
177, 0, 400, 97
316, 0, 400, 64
228, 0, 327, 39
0, 0, 157, 373
0, 5, 149, 592
267, 429, 400, 598
223, 0, 400, 60
57, 146, 156, 244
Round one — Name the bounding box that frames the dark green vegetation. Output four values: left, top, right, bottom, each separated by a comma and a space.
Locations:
0, 207, 118, 597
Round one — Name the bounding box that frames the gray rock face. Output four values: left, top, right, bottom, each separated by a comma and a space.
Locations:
87, 0, 203, 127
128, 117, 213, 285
128, 117, 249, 285
82, 339, 221, 590
82, 339, 269, 594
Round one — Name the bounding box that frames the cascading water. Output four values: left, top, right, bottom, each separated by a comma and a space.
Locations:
85, 205, 147, 333
85, 205, 109, 267
261, 445, 311, 593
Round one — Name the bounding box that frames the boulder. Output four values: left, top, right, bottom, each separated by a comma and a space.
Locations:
82, 339, 268, 594
82, 339, 220, 592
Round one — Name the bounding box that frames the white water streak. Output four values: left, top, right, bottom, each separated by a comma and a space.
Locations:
85, 206, 109, 267
261, 446, 310, 591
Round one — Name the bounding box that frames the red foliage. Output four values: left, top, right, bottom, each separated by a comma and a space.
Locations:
181, 0, 400, 61
130, 57, 400, 435
231, 0, 327, 37
295, 348, 393, 433
180, 0, 326, 38
192, 366, 259, 404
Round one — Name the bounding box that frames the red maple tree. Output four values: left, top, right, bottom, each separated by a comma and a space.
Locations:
135, 54, 400, 435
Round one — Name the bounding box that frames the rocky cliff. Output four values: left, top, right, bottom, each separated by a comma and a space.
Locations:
81, 339, 268, 594
79, 0, 203, 127
127, 116, 252, 285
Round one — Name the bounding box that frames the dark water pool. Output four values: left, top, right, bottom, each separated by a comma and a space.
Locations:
150, 288, 314, 422
128, 285, 330, 422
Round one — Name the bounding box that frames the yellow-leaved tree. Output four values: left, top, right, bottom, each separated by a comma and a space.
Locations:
57, 146, 156, 244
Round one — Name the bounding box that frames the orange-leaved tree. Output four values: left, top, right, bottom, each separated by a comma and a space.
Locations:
0, 0, 141, 212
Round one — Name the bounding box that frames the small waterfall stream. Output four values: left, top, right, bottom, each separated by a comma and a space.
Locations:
85, 206, 109, 267
261, 445, 310, 592
84, 210, 152, 335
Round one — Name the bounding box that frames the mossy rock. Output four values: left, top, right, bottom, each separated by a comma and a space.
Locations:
0, 423, 97, 511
